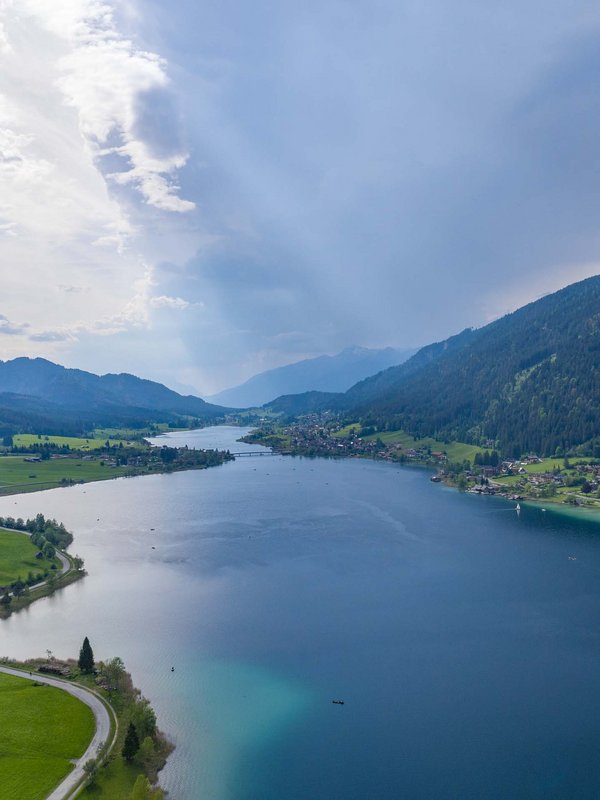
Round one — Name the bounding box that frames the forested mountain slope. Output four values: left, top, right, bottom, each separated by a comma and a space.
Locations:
0, 358, 228, 435
268, 276, 600, 457
346, 276, 600, 456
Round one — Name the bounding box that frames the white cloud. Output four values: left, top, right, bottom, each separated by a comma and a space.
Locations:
20, 264, 156, 346
0, 0, 198, 367
150, 295, 190, 310
26, 0, 196, 213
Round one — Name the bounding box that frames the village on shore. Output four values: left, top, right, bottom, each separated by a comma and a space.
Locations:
243, 414, 600, 509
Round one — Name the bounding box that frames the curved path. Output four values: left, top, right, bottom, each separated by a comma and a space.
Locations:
0, 664, 113, 800
3, 527, 71, 595
55, 548, 70, 576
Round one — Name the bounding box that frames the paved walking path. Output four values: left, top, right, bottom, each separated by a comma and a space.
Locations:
0, 664, 113, 800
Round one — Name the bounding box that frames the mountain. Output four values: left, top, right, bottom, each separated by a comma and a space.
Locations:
0, 358, 228, 435
268, 275, 600, 458
208, 346, 415, 408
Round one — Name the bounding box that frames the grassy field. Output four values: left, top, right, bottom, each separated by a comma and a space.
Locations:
13, 434, 137, 450
521, 457, 566, 473
94, 424, 184, 440
80, 756, 148, 800
361, 429, 483, 462
0, 528, 58, 585
0, 455, 137, 496
332, 423, 362, 438
0, 672, 95, 800
495, 457, 587, 486
332, 424, 483, 462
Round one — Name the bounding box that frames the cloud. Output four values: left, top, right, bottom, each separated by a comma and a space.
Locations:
39, 0, 196, 213
0, 0, 201, 368
149, 295, 191, 310
3, 0, 600, 397
57, 284, 86, 294
0, 314, 29, 335
29, 330, 76, 343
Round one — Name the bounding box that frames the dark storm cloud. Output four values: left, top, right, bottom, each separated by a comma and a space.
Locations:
138, 0, 600, 389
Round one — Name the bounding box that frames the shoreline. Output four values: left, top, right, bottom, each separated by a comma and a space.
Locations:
256, 443, 600, 523
1, 424, 598, 799
0, 526, 86, 618
238, 425, 600, 521
0, 433, 235, 500
0, 655, 171, 799
0, 459, 231, 500
0, 505, 175, 796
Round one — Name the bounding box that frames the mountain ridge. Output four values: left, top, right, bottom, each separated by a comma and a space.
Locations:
208, 346, 415, 407
0, 357, 229, 435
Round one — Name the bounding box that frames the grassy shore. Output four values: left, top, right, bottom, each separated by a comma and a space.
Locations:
74, 663, 171, 800
0, 561, 85, 619
0, 672, 95, 800
0, 528, 59, 585
1, 655, 170, 800
0, 432, 233, 498
79, 753, 163, 799
0, 527, 86, 619
0, 455, 137, 496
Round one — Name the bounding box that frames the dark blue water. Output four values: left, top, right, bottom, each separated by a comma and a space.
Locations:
2, 426, 600, 799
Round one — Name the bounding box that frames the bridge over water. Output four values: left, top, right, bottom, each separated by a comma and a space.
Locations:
230, 450, 290, 457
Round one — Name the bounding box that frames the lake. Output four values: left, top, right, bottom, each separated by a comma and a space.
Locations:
2, 426, 600, 799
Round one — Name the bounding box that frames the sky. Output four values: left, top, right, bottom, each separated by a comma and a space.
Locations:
1, 1, 600, 396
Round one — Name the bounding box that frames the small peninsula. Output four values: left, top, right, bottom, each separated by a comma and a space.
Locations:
0, 642, 170, 800
0, 515, 85, 618
0, 430, 234, 498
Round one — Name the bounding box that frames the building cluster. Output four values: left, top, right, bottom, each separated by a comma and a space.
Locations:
284, 418, 381, 456
280, 418, 449, 463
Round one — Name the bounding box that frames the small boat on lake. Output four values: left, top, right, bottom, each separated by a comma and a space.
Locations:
332, 699, 345, 705
516, 503, 521, 512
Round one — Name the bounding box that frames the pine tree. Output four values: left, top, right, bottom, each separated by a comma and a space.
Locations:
122, 722, 140, 761
78, 636, 95, 673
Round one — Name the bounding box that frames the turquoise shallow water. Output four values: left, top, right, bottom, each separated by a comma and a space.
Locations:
2, 426, 600, 799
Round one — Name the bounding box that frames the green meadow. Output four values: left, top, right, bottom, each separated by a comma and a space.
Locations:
79, 756, 149, 800
345, 426, 484, 462
0, 455, 136, 496
13, 433, 137, 450
0, 528, 58, 585
331, 423, 361, 438
94, 423, 183, 440
494, 457, 589, 486
0, 672, 95, 800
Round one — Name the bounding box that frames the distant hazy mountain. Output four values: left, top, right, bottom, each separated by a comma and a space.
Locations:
207, 347, 416, 408
0, 357, 228, 435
